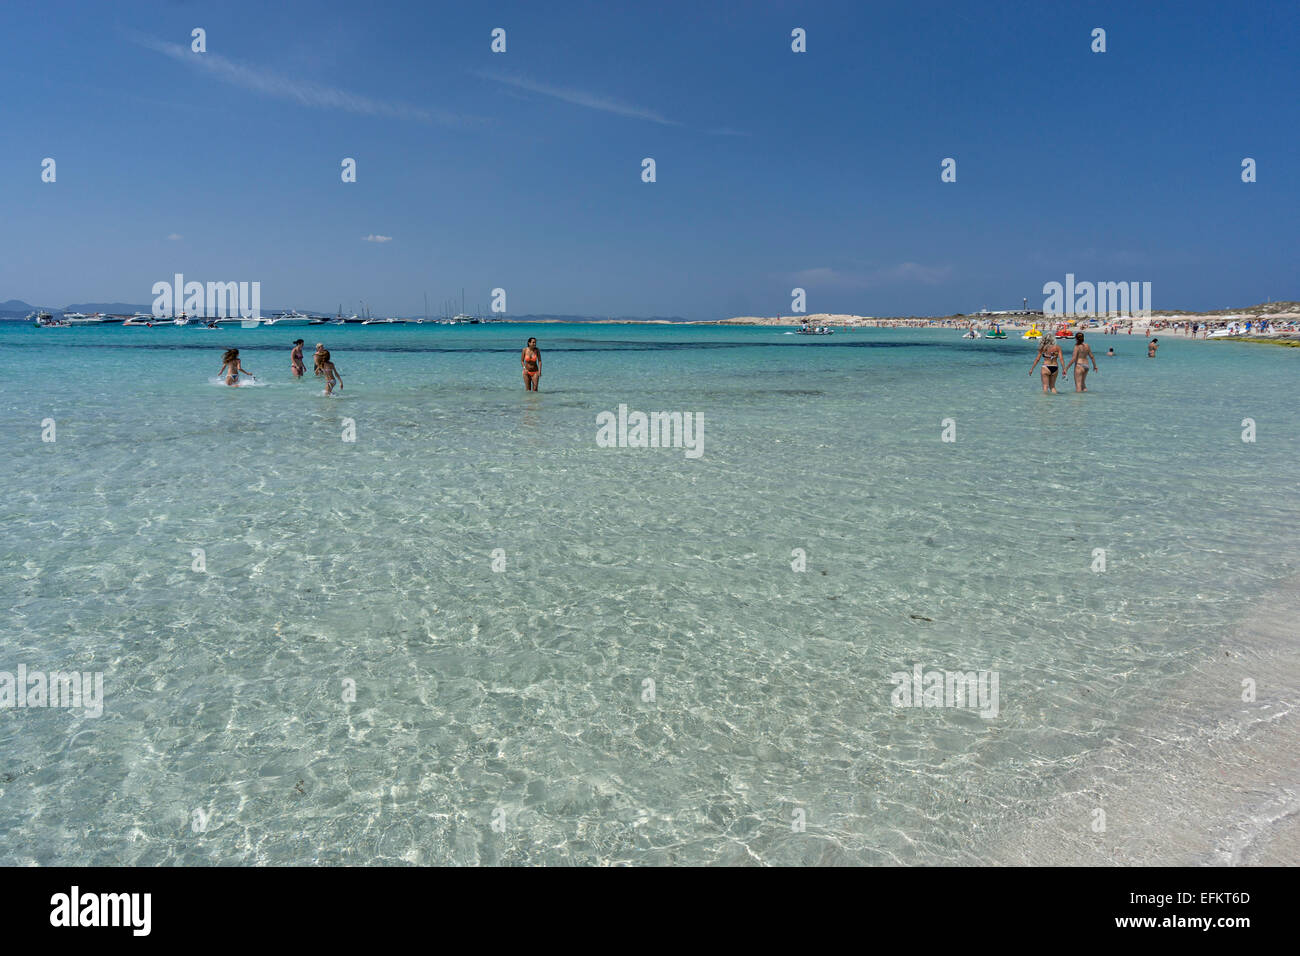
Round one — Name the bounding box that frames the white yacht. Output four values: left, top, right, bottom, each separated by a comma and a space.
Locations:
263, 310, 314, 327
62, 312, 105, 325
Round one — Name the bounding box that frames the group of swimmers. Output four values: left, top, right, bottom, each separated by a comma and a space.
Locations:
1028, 331, 1159, 393
217, 340, 342, 393
219, 337, 539, 394
1029, 331, 1098, 393
219, 329, 1169, 398
289, 340, 342, 393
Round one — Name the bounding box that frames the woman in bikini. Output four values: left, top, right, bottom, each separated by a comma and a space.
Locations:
290, 339, 306, 378
1029, 335, 1062, 393
1063, 331, 1098, 392
521, 337, 541, 391
219, 348, 254, 387
318, 350, 342, 395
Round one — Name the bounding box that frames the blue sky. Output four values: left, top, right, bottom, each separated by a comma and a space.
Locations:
2, 0, 1296, 318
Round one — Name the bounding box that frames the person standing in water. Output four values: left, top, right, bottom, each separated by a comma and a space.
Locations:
219, 348, 254, 387
1148, 337, 1159, 358
291, 339, 305, 378
318, 349, 342, 395
1030, 335, 1063, 393
313, 343, 327, 376
1063, 331, 1099, 392
521, 337, 541, 391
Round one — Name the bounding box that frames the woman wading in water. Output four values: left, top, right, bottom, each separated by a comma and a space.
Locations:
219, 349, 255, 386
521, 337, 541, 391
318, 350, 343, 395
1029, 334, 1063, 393
1063, 331, 1099, 392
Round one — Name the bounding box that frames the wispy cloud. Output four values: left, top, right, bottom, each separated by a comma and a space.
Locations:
786, 263, 953, 288
167, 233, 183, 241
128, 31, 473, 125
362, 235, 393, 243
873, 262, 953, 284
477, 71, 678, 126
785, 265, 868, 287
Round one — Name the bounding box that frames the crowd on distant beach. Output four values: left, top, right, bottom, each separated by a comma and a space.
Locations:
783, 314, 1299, 336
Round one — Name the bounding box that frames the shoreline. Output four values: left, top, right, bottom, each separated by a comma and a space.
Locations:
980, 575, 1300, 866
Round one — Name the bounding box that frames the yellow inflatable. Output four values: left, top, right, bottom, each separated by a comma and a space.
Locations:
1022, 324, 1042, 339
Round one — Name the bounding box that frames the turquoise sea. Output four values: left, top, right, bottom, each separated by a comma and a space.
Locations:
2, 321, 1297, 865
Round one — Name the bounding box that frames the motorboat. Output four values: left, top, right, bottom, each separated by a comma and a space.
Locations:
262, 310, 314, 326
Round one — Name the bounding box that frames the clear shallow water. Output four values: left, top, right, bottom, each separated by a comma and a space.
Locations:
1, 322, 1297, 865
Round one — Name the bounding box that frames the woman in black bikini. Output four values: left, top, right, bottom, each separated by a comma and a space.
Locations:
1029, 335, 1062, 393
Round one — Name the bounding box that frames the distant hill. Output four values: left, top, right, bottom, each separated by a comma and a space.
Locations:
0, 299, 38, 317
